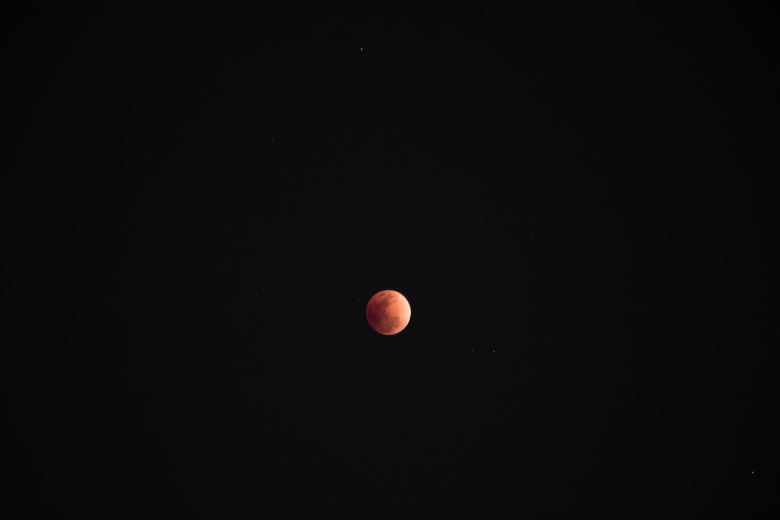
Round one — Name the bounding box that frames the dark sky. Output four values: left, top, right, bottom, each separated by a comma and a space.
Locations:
8, 5, 776, 518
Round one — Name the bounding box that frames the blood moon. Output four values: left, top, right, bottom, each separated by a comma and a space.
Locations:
366, 290, 411, 335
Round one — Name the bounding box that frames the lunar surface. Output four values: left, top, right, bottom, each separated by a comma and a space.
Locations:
366, 290, 411, 335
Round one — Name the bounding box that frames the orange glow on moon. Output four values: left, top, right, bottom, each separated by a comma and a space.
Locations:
366, 290, 411, 335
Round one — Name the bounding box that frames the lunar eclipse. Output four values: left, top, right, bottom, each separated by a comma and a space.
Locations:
366, 290, 411, 335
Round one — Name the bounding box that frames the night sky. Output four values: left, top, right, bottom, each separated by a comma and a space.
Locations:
8, 5, 776, 518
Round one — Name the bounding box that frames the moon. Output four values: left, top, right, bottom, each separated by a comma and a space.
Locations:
366, 290, 411, 335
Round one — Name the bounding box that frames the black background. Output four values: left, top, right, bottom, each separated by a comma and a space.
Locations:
7, 4, 776, 518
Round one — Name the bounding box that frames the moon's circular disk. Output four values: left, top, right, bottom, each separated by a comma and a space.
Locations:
366, 290, 411, 335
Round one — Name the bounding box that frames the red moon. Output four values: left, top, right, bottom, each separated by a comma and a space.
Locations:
366, 290, 411, 335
